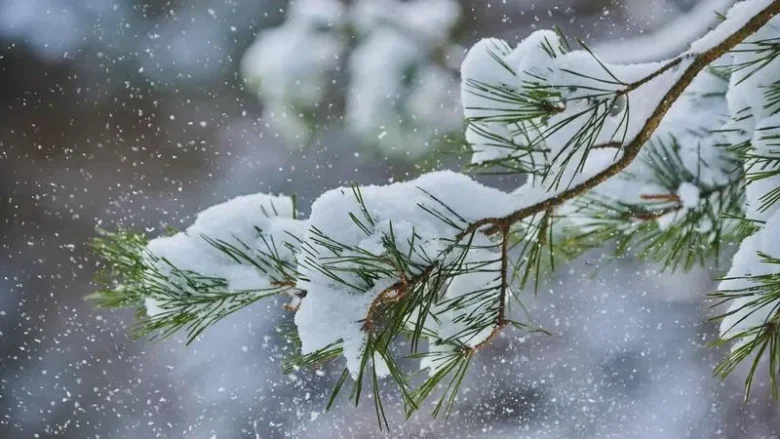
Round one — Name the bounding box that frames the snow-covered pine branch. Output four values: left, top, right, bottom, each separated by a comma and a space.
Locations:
240, 0, 463, 158
91, 0, 780, 425
90, 194, 307, 343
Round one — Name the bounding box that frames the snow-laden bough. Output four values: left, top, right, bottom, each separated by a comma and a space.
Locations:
91, 0, 780, 422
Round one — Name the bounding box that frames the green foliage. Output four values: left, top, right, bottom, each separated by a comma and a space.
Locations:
462, 39, 634, 190
563, 136, 747, 271
88, 228, 297, 344
711, 252, 780, 401
509, 210, 558, 294
407, 344, 473, 419
88, 9, 780, 426
89, 228, 150, 309
285, 184, 558, 427
724, 37, 780, 83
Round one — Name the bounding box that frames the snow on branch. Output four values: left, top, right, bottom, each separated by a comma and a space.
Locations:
240, 0, 463, 158
90, 0, 780, 424
462, 0, 780, 235
91, 194, 307, 343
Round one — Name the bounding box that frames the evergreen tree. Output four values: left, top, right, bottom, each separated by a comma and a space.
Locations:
90, 0, 780, 427
240, 0, 463, 158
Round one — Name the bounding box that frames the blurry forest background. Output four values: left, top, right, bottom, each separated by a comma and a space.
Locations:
2, 0, 780, 438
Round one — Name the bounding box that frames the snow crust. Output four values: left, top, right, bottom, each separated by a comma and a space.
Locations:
455, 4, 780, 353
595, 0, 735, 64
689, 0, 773, 54
719, 213, 780, 347
295, 171, 517, 376
716, 12, 780, 345
143, 193, 307, 316
132, 0, 780, 388
460, 31, 696, 219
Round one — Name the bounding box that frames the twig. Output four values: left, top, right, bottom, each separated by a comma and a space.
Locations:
367, 0, 780, 351
497, 223, 511, 326
473, 0, 780, 237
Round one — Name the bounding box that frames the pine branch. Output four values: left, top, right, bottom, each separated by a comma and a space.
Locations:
88, 1, 780, 426
462, 1, 780, 238
562, 136, 746, 271
292, 4, 780, 418
711, 252, 780, 401
723, 37, 780, 83
497, 224, 510, 325
89, 225, 304, 344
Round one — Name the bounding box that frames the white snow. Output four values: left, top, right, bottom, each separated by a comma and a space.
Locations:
677, 182, 701, 209
143, 193, 307, 316
689, 0, 774, 54
134, 0, 780, 394
595, 0, 735, 64
719, 211, 780, 348
294, 171, 517, 377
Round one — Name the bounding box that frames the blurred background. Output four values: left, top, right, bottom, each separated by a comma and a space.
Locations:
2, 0, 779, 437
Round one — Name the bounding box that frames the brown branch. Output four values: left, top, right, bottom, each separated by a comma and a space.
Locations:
640, 193, 682, 202
362, 283, 405, 331
592, 141, 623, 149
271, 280, 298, 288
470, 0, 780, 237
497, 223, 511, 326
362, 264, 436, 332
359, 0, 780, 352
619, 58, 683, 95
630, 205, 683, 221
469, 222, 514, 352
